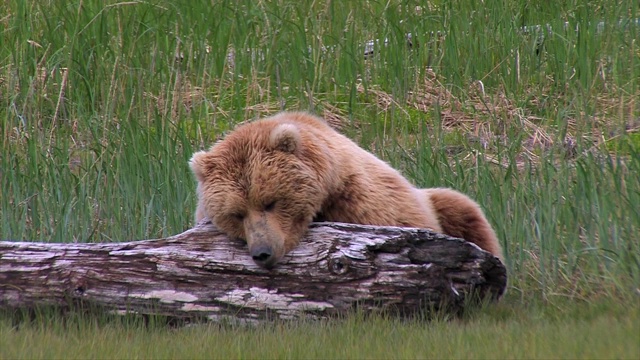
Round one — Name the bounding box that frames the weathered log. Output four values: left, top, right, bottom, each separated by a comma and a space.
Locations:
0, 221, 507, 323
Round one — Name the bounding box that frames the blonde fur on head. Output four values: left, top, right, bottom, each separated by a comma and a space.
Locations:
270, 123, 301, 153
189, 151, 213, 223
189, 151, 210, 182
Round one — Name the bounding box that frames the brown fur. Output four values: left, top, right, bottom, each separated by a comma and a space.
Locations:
423, 188, 503, 259
190, 112, 503, 267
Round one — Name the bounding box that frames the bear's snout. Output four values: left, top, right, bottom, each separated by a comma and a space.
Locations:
245, 211, 287, 268
250, 244, 276, 268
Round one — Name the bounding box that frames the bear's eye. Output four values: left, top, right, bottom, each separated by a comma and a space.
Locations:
231, 212, 245, 221
264, 201, 276, 212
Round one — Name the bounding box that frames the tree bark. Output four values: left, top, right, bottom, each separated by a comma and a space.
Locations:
0, 221, 507, 324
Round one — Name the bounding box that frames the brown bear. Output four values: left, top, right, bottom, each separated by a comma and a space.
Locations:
190, 112, 503, 268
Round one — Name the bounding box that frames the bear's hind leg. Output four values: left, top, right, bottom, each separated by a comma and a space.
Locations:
422, 188, 503, 261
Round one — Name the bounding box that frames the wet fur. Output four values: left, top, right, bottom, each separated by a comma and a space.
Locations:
190, 112, 503, 266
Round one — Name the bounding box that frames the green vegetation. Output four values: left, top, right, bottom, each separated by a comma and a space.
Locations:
1, 301, 638, 359
1, 0, 638, 358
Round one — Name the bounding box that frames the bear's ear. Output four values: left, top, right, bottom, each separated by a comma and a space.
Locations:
269, 123, 301, 154
189, 151, 213, 182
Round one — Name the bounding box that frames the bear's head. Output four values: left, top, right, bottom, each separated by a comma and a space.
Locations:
190, 118, 333, 268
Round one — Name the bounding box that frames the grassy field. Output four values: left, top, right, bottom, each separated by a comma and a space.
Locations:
1, 301, 638, 359
1, 0, 639, 358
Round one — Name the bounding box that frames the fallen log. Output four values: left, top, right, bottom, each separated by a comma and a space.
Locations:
0, 221, 507, 323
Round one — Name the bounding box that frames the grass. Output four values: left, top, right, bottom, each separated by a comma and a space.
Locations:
1, 300, 638, 359
1, 0, 639, 358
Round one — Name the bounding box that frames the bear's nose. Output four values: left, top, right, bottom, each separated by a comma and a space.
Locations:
251, 245, 276, 268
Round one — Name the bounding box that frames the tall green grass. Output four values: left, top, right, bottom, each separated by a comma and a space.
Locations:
1, 0, 639, 357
